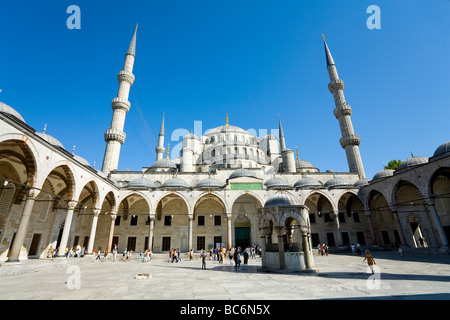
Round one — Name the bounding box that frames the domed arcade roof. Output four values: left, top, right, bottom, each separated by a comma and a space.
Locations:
433, 141, 450, 157
36, 132, 65, 149
397, 156, 428, 170
195, 178, 224, 189
264, 192, 297, 208
162, 178, 190, 189
294, 178, 322, 189
0, 101, 26, 123
324, 177, 352, 188
264, 178, 290, 189
373, 169, 394, 180
127, 178, 157, 189
229, 168, 258, 180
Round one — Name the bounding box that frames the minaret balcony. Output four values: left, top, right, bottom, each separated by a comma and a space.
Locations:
117, 70, 135, 85
111, 98, 131, 112
333, 105, 352, 118
340, 134, 361, 148
328, 79, 344, 93
104, 128, 126, 144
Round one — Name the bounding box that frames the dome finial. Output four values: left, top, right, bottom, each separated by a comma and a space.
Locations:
225, 113, 229, 126
72, 145, 76, 155
166, 144, 170, 159
43, 123, 47, 133
296, 146, 299, 160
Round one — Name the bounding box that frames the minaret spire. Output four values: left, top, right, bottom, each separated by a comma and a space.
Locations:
155, 112, 165, 161
101, 26, 137, 174
323, 35, 366, 178
278, 114, 286, 151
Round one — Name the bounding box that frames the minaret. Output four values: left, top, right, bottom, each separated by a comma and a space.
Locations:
155, 112, 165, 161
323, 35, 366, 178
102, 25, 137, 174
278, 114, 296, 173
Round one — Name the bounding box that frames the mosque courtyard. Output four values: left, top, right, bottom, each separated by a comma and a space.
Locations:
0, 250, 449, 300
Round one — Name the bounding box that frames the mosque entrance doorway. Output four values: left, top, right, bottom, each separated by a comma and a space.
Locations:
235, 227, 250, 249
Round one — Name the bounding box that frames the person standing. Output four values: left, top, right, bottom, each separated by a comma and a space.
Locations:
351, 243, 355, 255
96, 249, 101, 261
356, 243, 362, 256
363, 250, 376, 274
243, 249, 249, 265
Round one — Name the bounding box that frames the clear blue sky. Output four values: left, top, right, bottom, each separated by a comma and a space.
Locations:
1, 0, 449, 179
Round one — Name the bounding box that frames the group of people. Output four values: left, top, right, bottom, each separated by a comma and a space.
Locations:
317, 243, 329, 256
47, 245, 83, 258
168, 248, 181, 263
350, 243, 363, 255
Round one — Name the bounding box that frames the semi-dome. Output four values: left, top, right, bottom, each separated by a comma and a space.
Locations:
183, 133, 200, 140
324, 177, 351, 188
373, 169, 394, 180
35, 132, 65, 148
433, 141, 450, 157
354, 178, 370, 187
294, 178, 322, 189
73, 154, 90, 167
195, 178, 224, 189
229, 168, 258, 180
264, 178, 290, 189
397, 156, 428, 170
162, 178, 190, 189
264, 192, 297, 208
261, 134, 278, 141
0, 101, 26, 123
127, 178, 157, 189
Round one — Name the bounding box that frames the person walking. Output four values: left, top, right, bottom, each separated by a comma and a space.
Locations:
363, 250, 376, 274
201, 251, 207, 270
243, 248, 249, 265
96, 249, 101, 261
351, 243, 355, 255
356, 243, 362, 256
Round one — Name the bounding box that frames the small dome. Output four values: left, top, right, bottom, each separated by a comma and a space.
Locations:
264, 193, 297, 208
196, 178, 224, 189
150, 158, 176, 169
127, 178, 157, 189
433, 141, 450, 157
397, 157, 428, 170
264, 178, 290, 189
0, 101, 26, 123
162, 178, 190, 189
229, 168, 258, 180
73, 154, 90, 167
373, 169, 394, 180
324, 177, 351, 188
294, 178, 322, 189
261, 134, 278, 141
295, 159, 316, 169
354, 178, 370, 187
36, 132, 65, 148
183, 133, 199, 140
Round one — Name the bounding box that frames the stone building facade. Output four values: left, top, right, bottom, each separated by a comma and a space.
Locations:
0, 28, 448, 263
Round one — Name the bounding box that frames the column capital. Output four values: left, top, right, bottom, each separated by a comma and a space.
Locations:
25, 187, 39, 199
93, 209, 101, 216
67, 200, 77, 210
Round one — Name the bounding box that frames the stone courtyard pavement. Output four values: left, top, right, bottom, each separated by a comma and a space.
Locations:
0, 250, 449, 300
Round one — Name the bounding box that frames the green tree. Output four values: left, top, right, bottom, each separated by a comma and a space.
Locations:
384, 159, 402, 170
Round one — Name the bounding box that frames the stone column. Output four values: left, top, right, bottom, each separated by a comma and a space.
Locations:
57, 200, 77, 257
86, 209, 101, 254
427, 200, 449, 248
392, 209, 407, 246
7, 189, 37, 263
148, 216, 155, 251
107, 213, 117, 253
188, 216, 193, 251
366, 210, 378, 246
227, 215, 232, 249
275, 226, 286, 270
333, 211, 343, 247
260, 234, 267, 268
302, 233, 313, 270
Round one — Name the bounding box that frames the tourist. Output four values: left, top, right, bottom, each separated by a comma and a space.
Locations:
96, 249, 101, 260
324, 244, 329, 256
356, 243, 362, 256
139, 249, 144, 262
177, 248, 181, 262
351, 243, 355, 255
243, 248, 249, 264
47, 245, 54, 258
201, 251, 206, 270
363, 250, 376, 274
113, 247, 117, 262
